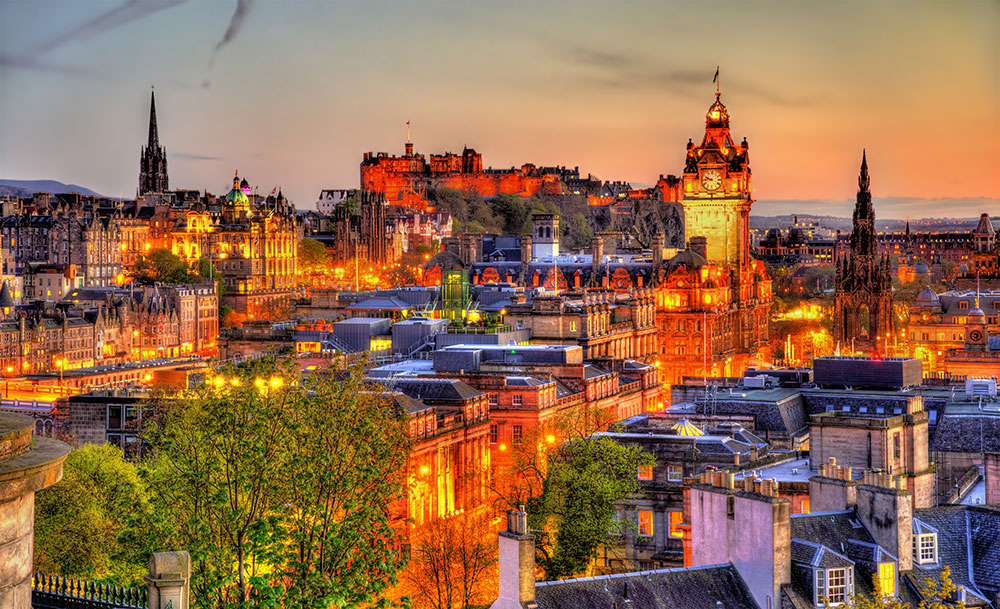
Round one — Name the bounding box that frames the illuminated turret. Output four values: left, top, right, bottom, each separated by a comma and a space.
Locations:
225, 170, 250, 212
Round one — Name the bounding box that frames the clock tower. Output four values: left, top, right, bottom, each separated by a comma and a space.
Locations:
681, 93, 752, 282
964, 297, 987, 352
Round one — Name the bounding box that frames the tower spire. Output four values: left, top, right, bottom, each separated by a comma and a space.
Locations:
148, 88, 159, 148
139, 87, 169, 195
858, 149, 870, 193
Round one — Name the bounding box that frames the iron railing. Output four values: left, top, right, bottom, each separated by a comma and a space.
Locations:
31, 573, 147, 609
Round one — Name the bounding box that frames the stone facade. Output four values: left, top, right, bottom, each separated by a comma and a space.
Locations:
809, 397, 934, 509
0, 412, 69, 607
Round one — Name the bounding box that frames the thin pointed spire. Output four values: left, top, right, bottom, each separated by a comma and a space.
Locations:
148, 89, 159, 147
858, 149, 870, 192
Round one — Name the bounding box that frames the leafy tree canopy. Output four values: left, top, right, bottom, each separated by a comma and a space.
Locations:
142, 357, 411, 608
34, 444, 149, 582
135, 248, 197, 284
297, 237, 329, 270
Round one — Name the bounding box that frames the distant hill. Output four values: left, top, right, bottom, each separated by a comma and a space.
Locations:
0, 179, 104, 198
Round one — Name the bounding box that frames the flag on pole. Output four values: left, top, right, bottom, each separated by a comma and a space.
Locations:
713, 67, 719, 83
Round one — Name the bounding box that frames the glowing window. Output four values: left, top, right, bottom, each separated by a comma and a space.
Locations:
668, 511, 684, 538
876, 562, 895, 597
637, 509, 653, 537
637, 464, 653, 480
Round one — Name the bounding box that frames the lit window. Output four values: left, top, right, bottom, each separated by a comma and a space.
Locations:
637, 509, 653, 537
668, 511, 684, 538
876, 562, 895, 597
570, 321, 577, 332
667, 465, 683, 482
489, 424, 497, 444
637, 464, 653, 480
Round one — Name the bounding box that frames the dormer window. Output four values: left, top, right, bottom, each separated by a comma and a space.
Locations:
913, 533, 938, 564
815, 567, 853, 606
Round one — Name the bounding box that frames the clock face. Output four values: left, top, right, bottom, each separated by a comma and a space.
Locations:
970, 330, 983, 342
701, 170, 723, 191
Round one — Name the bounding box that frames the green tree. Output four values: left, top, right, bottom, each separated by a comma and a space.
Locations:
528, 434, 651, 579
496, 412, 652, 581
297, 238, 329, 271
489, 194, 528, 235
564, 213, 593, 250
434, 188, 470, 224
33, 444, 149, 581
142, 357, 410, 608
135, 248, 194, 284
279, 363, 410, 608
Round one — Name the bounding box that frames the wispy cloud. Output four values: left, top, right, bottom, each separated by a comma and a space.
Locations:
214, 0, 254, 54
0, 0, 187, 72
555, 41, 818, 107
173, 152, 222, 161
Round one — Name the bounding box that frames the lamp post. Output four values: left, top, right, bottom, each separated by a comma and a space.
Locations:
55, 359, 64, 384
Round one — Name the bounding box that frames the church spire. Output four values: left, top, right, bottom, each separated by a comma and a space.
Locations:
858, 149, 870, 193
139, 88, 168, 195
148, 89, 159, 148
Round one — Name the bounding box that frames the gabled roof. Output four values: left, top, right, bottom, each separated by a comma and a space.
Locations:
533, 563, 759, 609
790, 539, 854, 569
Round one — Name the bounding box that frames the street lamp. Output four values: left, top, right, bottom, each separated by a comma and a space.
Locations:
54, 359, 65, 384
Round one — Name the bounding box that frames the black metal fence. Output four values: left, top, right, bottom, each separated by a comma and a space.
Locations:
31, 574, 148, 609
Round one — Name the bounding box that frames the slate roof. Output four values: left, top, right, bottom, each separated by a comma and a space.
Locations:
790, 539, 854, 569
909, 505, 1000, 605
347, 297, 412, 311
389, 378, 482, 404
790, 511, 875, 553
931, 414, 1000, 453
533, 563, 760, 609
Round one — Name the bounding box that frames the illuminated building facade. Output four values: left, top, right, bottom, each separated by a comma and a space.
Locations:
422, 97, 772, 388
908, 288, 1000, 375
834, 152, 894, 351
360, 141, 572, 202
653, 95, 772, 385
0, 197, 124, 291
677, 93, 752, 274
387, 379, 491, 528
161, 172, 298, 319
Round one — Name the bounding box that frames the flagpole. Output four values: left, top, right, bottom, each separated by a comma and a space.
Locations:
714, 66, 720, 96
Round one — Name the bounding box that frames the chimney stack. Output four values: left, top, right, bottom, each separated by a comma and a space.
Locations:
592, 236, 604, 280
653, 232, 666, 267
520, 236, 532, 278
490, 506, 535, 609
689, 236, 708, 260
856, 473, 913, 571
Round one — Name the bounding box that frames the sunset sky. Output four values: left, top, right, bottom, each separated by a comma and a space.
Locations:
1, 0, 998, 218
